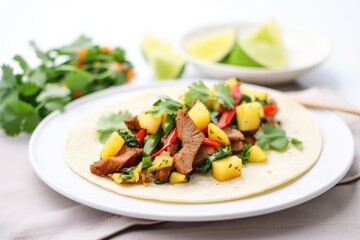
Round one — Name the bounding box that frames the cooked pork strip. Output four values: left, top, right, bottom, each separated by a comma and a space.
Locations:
193, 145, 217, 167
124, 116, 141, 132
90, 146, 142, 176
155, 167, 172, 181
223, 127, 244, 141
231, 140, 244, 153
173, 109, 205, 174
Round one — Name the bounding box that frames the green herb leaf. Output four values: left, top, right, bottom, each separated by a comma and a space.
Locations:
240, 94, 252, 104
29, 41, 53, 63
64, 69, 93, 93
0, 65, 18, 106
13, 55, 30, 75
96, 111, 132, 143
209, 110, 219, 124
53, 35, 93, 55
18, 82, 40, 96
184, 81, 210, 105
200, 146, 232, 173
141, 157, 153, 169
145, 95, 184, 116
36, 84, 71, 112
239, 143, 253, 164
0, 99, 40, 135
291, 138, 303, 150
255, 123, 300, 152
118, 131, 138, 147
214, 83, 234, 109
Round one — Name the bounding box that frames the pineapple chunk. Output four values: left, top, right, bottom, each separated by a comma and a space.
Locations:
188, 101, 211, 130
241, 89, 268, 101
208, 123, 230, 145
111, 162, 143, 183
236, 102, 264, 131
138, 112, 162, 134
147, 155, 173, 173
169, 172, 187, 184
99, 131, 125, 159
249, 145, 268, 163
212, 156, 242, 182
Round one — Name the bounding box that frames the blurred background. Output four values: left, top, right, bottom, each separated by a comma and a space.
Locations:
1, 0, 359, 104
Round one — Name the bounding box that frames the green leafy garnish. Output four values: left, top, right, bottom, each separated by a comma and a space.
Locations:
154, 179, 169, 185
141, 157, 153, 169
118, 131, 138, 147
239, 143, 253, 164
145, 95, 184, 116
200, 146, 232, 173
290, 138, 303, 150
240, 94, 252, 104
0, 36, 134, 136
213, 83, 234, 109
183, 81, 234, 110
96, 111, 131, 143
184, 81, 210, 105
255, 123, 302, 151
119, 166, 136, 181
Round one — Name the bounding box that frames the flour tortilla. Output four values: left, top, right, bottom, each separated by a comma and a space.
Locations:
64, 83, 322, 203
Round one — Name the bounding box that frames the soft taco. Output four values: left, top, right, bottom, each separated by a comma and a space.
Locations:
64, 79, 322, 203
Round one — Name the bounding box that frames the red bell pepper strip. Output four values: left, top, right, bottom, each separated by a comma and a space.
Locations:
136, 129, 146, 147
231, 82, 242, 106
203, 138, 220, 148
263, 104, 278, 115
216, 109, 236, 129
150, 128, 178, 157
216, 83, 242, 129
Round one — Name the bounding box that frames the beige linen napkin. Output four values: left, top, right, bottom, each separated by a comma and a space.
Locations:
1, 87, 359, 240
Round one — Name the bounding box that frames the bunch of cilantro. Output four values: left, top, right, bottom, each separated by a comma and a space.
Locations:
0, 36, 134, 136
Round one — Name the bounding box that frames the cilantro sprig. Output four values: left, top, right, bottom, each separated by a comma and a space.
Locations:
200, 146, 232, 173
255, 124, 303, 151
184, 81, 234, 109
96, 111, 131, 143
145, 95, 184, 116
0, 36, 134, 136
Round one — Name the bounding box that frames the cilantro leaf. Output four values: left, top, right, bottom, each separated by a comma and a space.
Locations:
184, 81, 210, 105
200, 146, 232, 173
53, 35, 93, 55
145, 95, 184, 116
118, 131, 138, 147
0, 65, 17, 100
29, 41, 53, 63
64, 69, 93, 93
255, 123, 302, 151
291, 138, 303, 150
28, 68, 47, 87
18, 82, 40, 96
0, 99, 40, 135
239, 143, 253, 164
96, 111, 132, 143
36, 84, 71, 112
214, 83, 234, 109
13, 55, 31, 75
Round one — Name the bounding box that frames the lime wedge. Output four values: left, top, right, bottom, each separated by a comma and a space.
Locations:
185, 28, 236, 62
239, 20, 286, 68
141, 35, 172, 60
149, 50, 186, 80
223, 42, 263, 67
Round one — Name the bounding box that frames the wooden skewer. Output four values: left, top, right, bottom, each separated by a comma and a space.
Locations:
291, 96, 360, 116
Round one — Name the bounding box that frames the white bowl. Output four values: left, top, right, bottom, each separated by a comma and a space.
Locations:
180, 22, 330, 85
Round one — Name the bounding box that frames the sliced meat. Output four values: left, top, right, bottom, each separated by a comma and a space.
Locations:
167, 139, 179, 156
223, 127, 244, 141
154, 167, 172, 181
124, 116, 141, 132
193, 145, 217, 167
173, 109, 205, 174
90, 146, 142, 176
231, 140, 244, 152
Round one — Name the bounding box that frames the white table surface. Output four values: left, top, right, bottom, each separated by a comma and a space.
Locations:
1, 0, 360, 239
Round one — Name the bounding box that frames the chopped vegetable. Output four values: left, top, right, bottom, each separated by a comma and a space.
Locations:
118, 131, 138, 147
0, 36, 134, 136
239, 143, 253, 164
200, 146, 232, 173
141, 157, 153, 169
216, 109, 236, 129
162, 114, 176, 135
169, 172, 188, 184
143, 130, 163, 156
236, 102, 264, 131
203, 138, 220, 148
248, 145, 267, 163
263, 104, 278, 115
150, 128, 178, 157
138, 112, 162, 134
147, 155, 174, 173
135, 129, 146, 147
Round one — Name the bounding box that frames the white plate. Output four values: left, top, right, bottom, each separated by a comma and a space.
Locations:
29, 81, 354, 222
180, 22, 330, 85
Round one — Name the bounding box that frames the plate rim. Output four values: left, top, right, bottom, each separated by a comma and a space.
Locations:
29, 81, 354, 222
